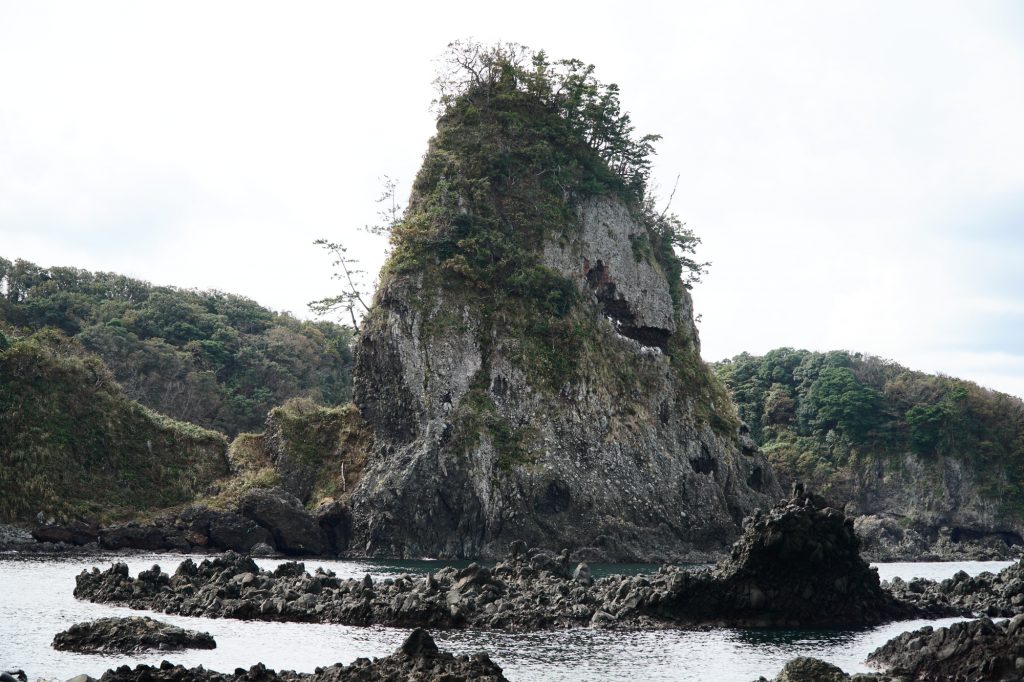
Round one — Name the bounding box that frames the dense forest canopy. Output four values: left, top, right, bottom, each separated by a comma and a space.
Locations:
0, 257, 353, 435
714, 348, 1024, 509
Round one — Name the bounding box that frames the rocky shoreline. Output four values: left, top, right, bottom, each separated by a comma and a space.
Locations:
74, 493, 943, 631
760, 616, 1024, 681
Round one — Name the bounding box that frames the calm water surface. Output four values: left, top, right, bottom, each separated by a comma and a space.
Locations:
0, 552, 1011, 681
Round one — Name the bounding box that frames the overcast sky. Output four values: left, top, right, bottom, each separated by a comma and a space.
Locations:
1, 1, 1022, 398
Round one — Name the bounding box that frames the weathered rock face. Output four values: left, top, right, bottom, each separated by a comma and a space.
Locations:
543, 197, 676, 346
351, 201, 780, 560
52, 616, 215, 653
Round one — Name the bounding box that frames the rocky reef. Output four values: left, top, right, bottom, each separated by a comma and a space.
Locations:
52, 616, 216, 653
867, 616, 1024, 681
886, 558, 1024, 618
77, 629, 507, 682
74, 493, 925, 630
760, 617, 1024, 681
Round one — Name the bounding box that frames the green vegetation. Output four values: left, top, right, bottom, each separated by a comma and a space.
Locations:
0, 256, 354, 435
0, 329, 229, 522
714, 349, 1024, 510
372, 42, 716, 402
265, 397, 370, 504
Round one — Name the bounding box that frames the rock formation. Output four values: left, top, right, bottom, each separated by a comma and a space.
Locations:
885, 558, 1024, 618
88, 629, 507, 682
867, 617, 1024, 681
347, 46, 780, 561
52, 616, 216, 653
74, 493, 920, 630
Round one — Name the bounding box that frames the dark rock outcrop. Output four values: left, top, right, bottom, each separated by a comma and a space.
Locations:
31, 520, 98, 546
886, 558, 1024, 618
651, 491, 917, 627
92, 629, 507, 681
238, 488, 324, 556
868, 616, 1024, 681
74, 494, 921, 630
756, 657, 859, 682
52, 616, 216, 653
856, 513, 1023, 562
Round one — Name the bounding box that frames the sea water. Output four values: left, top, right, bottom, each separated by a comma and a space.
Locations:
0, 553, 1010, 681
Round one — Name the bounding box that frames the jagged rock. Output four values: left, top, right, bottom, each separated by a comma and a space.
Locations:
239, 487, 323, 556
75, 496, 926, 631
91, 629, 507, 681
885, 558, 1024, 618
868, 617, 1024, 681
52, 616, 216, 653
0, 671, 27, 682
642, 492, 923, 627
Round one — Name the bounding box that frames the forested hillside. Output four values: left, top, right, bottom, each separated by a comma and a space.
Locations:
0, 329, 229, 522
714, 349, 1024, 519
0, 257, 353, 435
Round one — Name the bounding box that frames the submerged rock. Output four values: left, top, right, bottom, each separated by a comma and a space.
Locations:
52, 616, 216, 653
93, 629, 507, 681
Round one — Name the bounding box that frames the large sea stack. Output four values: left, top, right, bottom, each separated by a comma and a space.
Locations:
350, 45, 781, 560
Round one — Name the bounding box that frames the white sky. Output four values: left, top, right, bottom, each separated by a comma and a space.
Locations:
1, 1, 1022, 398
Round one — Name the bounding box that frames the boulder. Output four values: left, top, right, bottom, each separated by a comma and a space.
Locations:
238, 487, 323, 555
31, 520, 98, 545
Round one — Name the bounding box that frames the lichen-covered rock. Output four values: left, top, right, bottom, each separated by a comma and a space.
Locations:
93, 629, 507, 681
52, 616, 215, 653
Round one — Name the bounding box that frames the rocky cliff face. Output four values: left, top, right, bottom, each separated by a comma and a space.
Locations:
350, 204, 779, 560
345, 51, 782, 560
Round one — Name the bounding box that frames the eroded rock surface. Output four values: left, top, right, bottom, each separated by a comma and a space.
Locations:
52, 616, 215, 654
